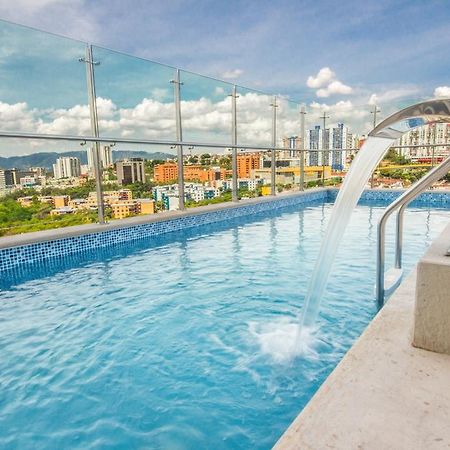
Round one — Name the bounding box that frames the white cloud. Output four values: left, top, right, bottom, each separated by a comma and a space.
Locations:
307, 67, 353, 98
309, 100, 371, 133
368, 87, 421, 105
434, 86, 450, 98
316, 80, 353, 98
0, 101, 36, 131
1, 93, 379, 157
221, 69, 243, 80
151, 88, 170, 101
0, 92, 290, 155
306, 67, 335, 89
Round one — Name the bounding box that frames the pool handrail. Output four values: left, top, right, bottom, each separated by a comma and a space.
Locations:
369, 98, 450, 308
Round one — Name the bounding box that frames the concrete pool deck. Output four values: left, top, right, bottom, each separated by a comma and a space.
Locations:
275, 225, 450, 449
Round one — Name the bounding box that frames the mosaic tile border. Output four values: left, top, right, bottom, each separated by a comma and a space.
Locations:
0, 190, 327, 272
326, 189, 450, 206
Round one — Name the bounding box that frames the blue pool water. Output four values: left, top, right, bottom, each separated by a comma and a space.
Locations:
1, 199, 449, 449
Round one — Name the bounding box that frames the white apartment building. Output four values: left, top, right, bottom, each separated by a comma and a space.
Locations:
53, 157, 81, 179
238, 178, 262, 191
87, 145, 113, 171
398, 123, 449, 161
0, 170, 5, 190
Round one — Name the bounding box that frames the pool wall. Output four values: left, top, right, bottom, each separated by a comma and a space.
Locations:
0, 189, 328, 272
1, 188, 450, 273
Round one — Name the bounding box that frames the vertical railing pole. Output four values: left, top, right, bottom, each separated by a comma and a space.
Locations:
370, 104, 380, 188
271, 96, 278, 196
81, 45, 105, 224
320, 112, 329, 187
171, 69, 185, 210
300, 105, 306, 191
376, 219, 386, 308
231, 85, 238, 202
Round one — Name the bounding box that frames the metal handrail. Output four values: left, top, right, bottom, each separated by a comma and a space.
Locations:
0, 130, 323, 153
376, 154, 450, 308
0, 130, 448, 153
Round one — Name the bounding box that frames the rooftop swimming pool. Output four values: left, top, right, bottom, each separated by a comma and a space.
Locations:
1, 195, 449, 449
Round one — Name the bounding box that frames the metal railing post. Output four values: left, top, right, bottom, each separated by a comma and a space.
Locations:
80, 45, 105, 224
231, 85, 238, 202
322, 150, 326, 186
171, 69, 185, 210
270, 96, 278, 195
300, 106, 306, 191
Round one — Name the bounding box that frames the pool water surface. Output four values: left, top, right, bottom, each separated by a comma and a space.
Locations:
0, 200, 449, 449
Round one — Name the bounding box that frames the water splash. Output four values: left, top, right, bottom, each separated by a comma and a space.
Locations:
300, 136, 396, 329
249, 319, 318, 364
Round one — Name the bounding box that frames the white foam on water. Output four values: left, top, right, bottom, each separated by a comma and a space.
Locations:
249, 319, 319, 364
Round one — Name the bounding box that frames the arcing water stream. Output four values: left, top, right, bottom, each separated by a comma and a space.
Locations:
299, 136, 396, 329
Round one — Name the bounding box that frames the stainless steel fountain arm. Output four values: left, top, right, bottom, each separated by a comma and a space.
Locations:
369, 99, 450, 139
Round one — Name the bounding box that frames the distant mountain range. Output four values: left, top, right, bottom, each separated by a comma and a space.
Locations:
0, 150, 174, 170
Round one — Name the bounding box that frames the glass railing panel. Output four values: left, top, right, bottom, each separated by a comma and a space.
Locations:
90, 142, 170, 220
92, 45, 176, 143
179, 70, 233, 145
0, 20, 95, 236
176, 71, 234, 208
0, 20, 88, 138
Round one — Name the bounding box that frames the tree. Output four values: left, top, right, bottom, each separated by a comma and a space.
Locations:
200, 153, 211, 166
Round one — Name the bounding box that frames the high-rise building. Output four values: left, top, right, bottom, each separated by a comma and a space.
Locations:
0, 170, 5, 190
87, 145, 114, 171
116, 158, 146, 185
101, 146, 113, 167
330, 123, 350, 171
282, 136, 302, 158
52, 157, 81, 179
307, 123, 351, 170
307, 125, 323, 166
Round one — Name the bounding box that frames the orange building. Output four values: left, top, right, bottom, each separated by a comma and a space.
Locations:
154, 162, 178, 183
237, 153, 261, 178
184, 165, 215, 183
53, 195, 69, 208
154, 163, 231, 183
111, 199, 155, 219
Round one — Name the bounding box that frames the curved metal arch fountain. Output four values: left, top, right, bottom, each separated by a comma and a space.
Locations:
299, 98, 450, 331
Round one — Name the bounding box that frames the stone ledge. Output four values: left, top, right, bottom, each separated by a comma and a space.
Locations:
274, 263, 450, 449
413, 222, 450, 354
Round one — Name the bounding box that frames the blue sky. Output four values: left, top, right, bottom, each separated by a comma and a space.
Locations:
0, 0, 449, 155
